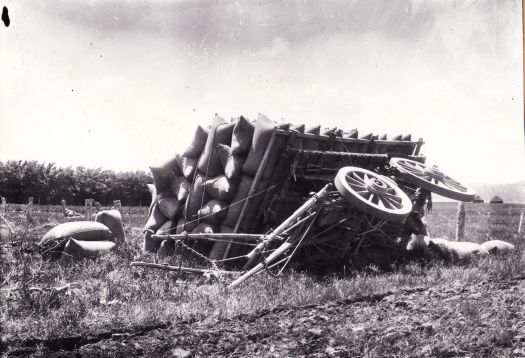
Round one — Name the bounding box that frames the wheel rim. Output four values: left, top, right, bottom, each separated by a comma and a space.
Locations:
389, 158, 475, 202
334, 167, 412, 222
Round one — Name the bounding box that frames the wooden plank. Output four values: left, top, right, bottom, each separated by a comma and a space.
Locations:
222, 129, 279, 259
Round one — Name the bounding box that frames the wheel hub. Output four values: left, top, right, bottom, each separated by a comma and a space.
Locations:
364, 177, 389, 195
424, 165, 444, 180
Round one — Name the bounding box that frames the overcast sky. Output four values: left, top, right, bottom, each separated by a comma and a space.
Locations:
1, 0, 523, 184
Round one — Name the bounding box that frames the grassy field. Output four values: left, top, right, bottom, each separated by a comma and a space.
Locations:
1, 202, 524, 356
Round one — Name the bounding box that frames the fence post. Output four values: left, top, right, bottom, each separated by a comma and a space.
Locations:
85, 199, 94, 220
455, 202, 465, 241
518, 212, 524, 236
487, 212, 492, 238
113, 200, 121, 211
61, 200, 67, 216
27, 197, 34, 223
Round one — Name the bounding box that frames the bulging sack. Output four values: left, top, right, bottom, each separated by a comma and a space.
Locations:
231, 116, 255, 155
144, 203, 168, 233
179, 156, 198, 179
147, 184, 157, 216
156, 220, 175, 235
197, 199, 227, 224
40, 221, 112, 246
205, 175, 238, 202
343, 128, 358, 139
182, 125, 209, 158
158, 196, 182, 220
222, 174, 254, 228
61, 238, 115, 261
197, 115, 235, 177
402, 134, 412, 141
95, 209, 125, 244
217, 144, 244, 179
303, 124, 321, 150
175, 218, 197, 234
171, 176, 190, 202
242, 113, 276, 177
191, 222, 218, 234
143, 230, 160, 253
149, 155, 183, 193
184, 173, 211, 220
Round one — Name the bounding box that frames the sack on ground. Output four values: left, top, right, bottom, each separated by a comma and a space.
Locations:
95, 209, 125, 244
61, 238, 115, 261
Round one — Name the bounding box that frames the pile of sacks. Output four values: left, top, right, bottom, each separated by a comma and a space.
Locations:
143, 113, 415, 259
407, 234, 515, 262
39, 209, 125, 261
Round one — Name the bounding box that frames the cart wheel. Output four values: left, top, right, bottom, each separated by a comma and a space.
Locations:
334, 167, 413, 222
389, 158, 475, 202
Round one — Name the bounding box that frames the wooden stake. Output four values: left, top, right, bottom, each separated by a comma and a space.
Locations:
455, 202, 465, 241
487, 212, 492, 239
85, 199, 94, 221
26, 197, 34, 224
61, 200, 67, 216
518, 212, 524, 236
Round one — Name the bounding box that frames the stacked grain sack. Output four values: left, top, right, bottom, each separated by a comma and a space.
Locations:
143, 113, 414, 258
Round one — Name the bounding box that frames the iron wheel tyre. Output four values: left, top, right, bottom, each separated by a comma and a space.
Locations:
334, 167, 413, 223
389, 158, 475, 202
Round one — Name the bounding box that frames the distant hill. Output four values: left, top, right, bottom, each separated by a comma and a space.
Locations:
468, 181, 525, 204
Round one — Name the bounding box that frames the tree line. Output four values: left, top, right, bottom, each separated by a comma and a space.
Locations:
0, 161, 153, 206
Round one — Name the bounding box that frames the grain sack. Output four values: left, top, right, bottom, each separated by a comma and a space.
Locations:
480, 240, 515, 255
147, 184, 157, 216
223, 175, 254, 227
288, 123, 305, 149
197, 115, 235, 177
156, 220, 175, 235
61, 238, 115, 262
343, 128, 359, 139
95, 209, 125, 244
143, 231, 159, 252
184, 173, 210, 220
157, 240, 174, 259
378, 134, 387, 140
209, 224, 235, 260
226, 155, 245, 180
40, 221, 112, 246
303, 124, 321, 150
402, 134, 412, 141
321, 127, 337, 136
205, 175, 238, 202
217, 143, 232, 169
175, 218, 197, 234
390, 134, 403, 141
179, 156, 198, 179
171, 176, 190, 202
144, 203, 168, 233
242, 113, 276, 177
158, 196, 182, 220
191, 222, 218, 234
359, 132, 373, 140
197, 199, 227, 224
231, 115, 255, 155
261, 133, 289, 180
182, 125, 209, 158
239, 180, 269, 232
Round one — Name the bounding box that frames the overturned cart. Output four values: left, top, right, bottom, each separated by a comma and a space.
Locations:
135, 114, 475, 287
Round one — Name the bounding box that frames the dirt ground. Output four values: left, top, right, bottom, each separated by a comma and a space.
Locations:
7, 273, 525, 358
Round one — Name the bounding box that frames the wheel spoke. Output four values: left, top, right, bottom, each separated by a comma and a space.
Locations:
383, 192, 402, 203
382, 195, 402, 209
346, 175, 365, 187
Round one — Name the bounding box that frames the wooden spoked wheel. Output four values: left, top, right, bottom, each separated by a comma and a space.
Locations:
334, 167, 413, 223
389, 158, 475, 202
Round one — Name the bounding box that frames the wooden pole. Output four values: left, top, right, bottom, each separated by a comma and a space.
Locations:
518, 212, 524, 236
26, 197, 34, 224
487, 212, 492, 239
455, 202, 465, 241
85, 199, 93, 221
61, 200, 67, 216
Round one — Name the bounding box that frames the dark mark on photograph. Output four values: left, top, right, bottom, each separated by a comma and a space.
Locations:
2, 6, 9, 27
